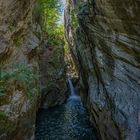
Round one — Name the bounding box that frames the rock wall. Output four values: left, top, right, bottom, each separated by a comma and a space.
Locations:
0, 0, 67, 139
65, 0, 140, 140
0, 0, 41, 139
39, 45, 67, 108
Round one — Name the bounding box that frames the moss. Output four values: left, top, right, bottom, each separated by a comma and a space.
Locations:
8, 25, 16, 32
0, 112, 7, 119
0, 115, 12, 136
71, 9, 79, 28
0, 64, 40, 100
14, 37, 23, 48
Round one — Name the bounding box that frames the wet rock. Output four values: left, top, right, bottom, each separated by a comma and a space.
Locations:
65, 0, 140, 139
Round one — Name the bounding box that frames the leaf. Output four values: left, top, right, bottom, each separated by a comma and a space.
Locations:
0, 111, 7, 118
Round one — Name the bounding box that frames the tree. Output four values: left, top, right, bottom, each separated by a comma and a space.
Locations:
36, 0, 64, 45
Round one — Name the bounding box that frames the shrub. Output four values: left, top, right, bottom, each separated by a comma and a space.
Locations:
0, 64, 40, 98
0, 111, 7, 119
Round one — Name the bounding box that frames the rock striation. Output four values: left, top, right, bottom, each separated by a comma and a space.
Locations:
65, 0, 140, 140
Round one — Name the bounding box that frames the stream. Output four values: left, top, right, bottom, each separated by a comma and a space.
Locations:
35, 79, 97, 140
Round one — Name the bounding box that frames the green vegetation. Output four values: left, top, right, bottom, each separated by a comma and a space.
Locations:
0, 111, 7, 119
35, 0, 65, 46
0, 64, 39, 98
14, 37, 23, 48
8, 25, 15, 32
71, 9, 79, 28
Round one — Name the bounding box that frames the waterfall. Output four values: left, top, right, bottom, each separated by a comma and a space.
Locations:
67, 78, 80, 101
35, 78, 97, 140
68, 79, 75, 95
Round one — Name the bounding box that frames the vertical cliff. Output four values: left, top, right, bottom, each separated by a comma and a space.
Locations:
0, 0, 67, 139
36, 0, 67, 108
65, 0, 140, 140
0, 0, 40, 139
39, 45, 67, 108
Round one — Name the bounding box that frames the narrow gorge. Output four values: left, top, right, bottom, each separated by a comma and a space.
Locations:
0, 0, 140, 140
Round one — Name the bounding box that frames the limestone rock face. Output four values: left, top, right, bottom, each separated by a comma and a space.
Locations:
39, 45, 67, 108
0, 0, 40, 139
65, 0, 140, 139
0, 0, 68, 139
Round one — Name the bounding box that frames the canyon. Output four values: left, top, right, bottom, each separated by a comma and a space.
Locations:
0, 0, 140, 140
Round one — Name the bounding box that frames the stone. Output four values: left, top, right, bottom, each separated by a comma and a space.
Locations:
0, 0, 67, 139
65, 0, 140, 139
0, 0, 40, 139
39, 46, 67, 108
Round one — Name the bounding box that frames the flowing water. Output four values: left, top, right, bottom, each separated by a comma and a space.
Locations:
35, 79, 97, 140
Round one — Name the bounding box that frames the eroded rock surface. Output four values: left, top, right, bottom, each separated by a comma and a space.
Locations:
65, 0, 140, 139
0, 0, 67, 139
39, 45, 67, 108
0, 0, 40, 139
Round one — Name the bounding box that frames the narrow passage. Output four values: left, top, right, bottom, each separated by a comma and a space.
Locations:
35, 79, 97, 140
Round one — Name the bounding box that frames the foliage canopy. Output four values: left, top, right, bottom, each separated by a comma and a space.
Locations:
35, 0, 64, 45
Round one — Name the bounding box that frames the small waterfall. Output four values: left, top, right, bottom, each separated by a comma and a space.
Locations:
35, 78, 97, 140
68, 78, 75, 95
67, 78, 80, 101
